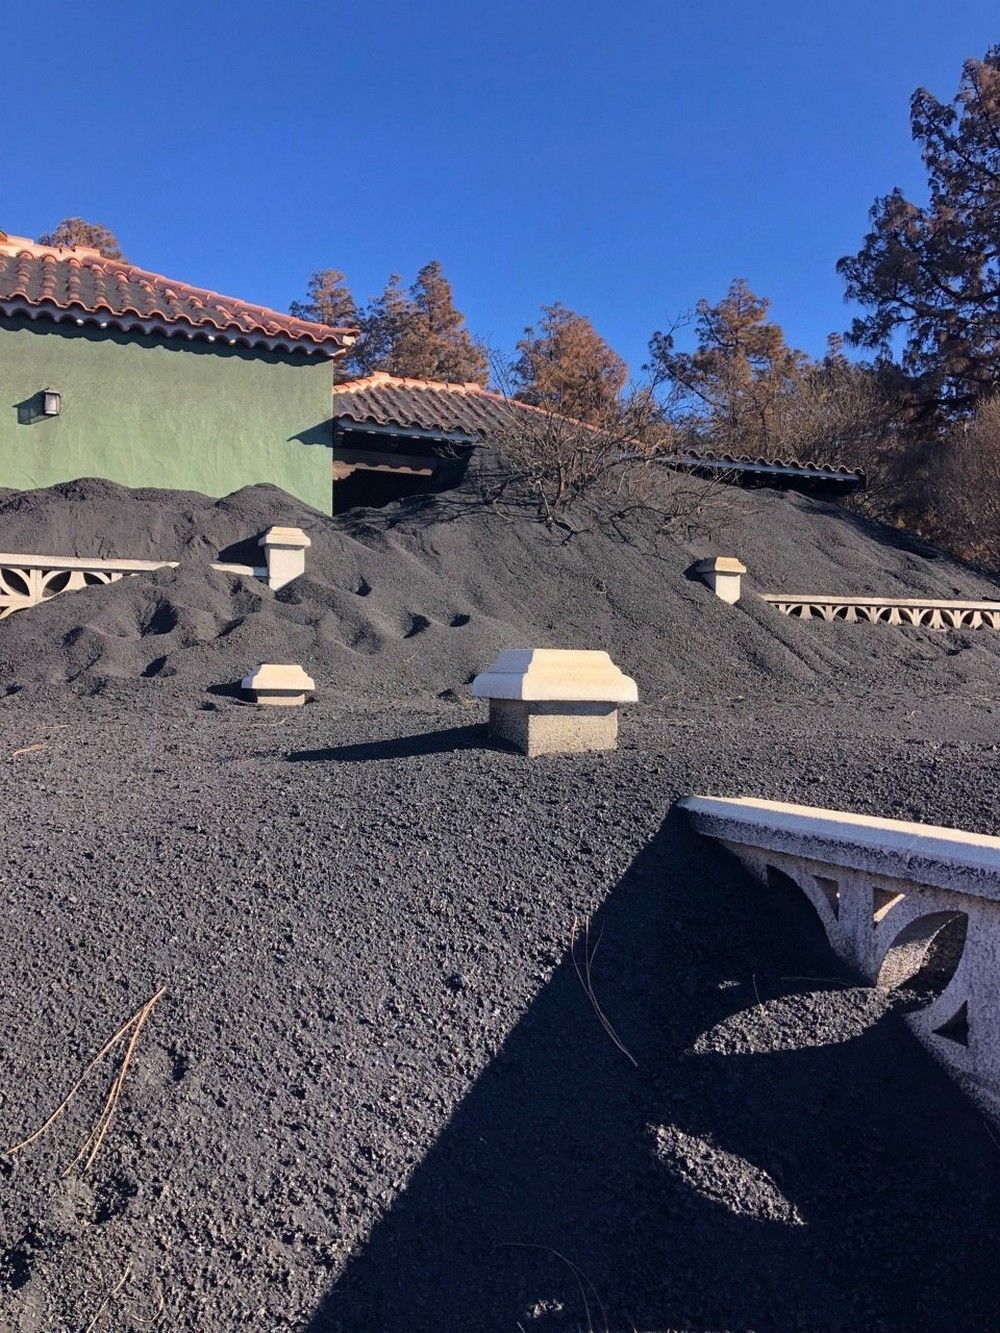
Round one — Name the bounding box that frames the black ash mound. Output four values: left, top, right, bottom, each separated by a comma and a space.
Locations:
2, 473, 999, 703
0, 476, 316, 564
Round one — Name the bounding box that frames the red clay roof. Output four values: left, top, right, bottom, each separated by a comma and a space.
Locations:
0, 235, 357, 357
331, 372, 529, 437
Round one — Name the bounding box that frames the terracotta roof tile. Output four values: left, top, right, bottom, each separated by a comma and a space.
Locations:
0, 235, 357, 357
665, 447, 864, 483
331, 372, 533, 438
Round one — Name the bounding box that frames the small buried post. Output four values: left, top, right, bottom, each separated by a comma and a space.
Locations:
241, 664, 315, 706
695, 556, 746, 604
260, 526, 311, 591
471, 649, 638, 757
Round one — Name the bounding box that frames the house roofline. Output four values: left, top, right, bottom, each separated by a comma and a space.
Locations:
1, 298, 353, 358
0, 233, 359, 355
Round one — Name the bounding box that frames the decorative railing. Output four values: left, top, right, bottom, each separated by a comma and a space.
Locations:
680, 795, 1000, 1120
761, 594, 1000, 630
0, 526, 310, 620
0, 554, 166, 620
691, 559, 1000, 631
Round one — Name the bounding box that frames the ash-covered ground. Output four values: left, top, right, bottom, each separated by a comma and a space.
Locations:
2, 472, 1000, 1331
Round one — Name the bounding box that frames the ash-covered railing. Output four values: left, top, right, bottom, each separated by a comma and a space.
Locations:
0, 526, 309, 620
761, 594, 1000, 630
692, 560, 1000, 631
680, 795, 1000, 1121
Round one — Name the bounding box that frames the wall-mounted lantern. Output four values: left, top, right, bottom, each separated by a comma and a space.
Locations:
42, 388, 61, 417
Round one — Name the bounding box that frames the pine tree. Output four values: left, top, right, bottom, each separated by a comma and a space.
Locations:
648, 279, 806, 454
350, 275, 413, 376
289, 269, 357, 327
511, 303, 627, 424
839, 47, 1000, 414
407, 261, 489, 383
352, 262, 488, 384
37, 218, 125, 260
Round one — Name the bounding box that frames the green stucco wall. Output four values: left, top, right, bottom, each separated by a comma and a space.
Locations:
0, 318, 335, 512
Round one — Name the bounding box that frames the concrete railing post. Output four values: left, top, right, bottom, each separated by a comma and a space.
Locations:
695, 556, 746, 605
241, 664, 315, 706
471, 648, 638, 757
260, 526, 311, 591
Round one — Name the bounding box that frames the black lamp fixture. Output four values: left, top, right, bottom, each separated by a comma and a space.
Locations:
42, 388, 61, 417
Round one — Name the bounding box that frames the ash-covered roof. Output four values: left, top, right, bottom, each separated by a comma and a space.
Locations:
663, 448, 864, 487
0, 235, 357, 357
332, 375, 865, 488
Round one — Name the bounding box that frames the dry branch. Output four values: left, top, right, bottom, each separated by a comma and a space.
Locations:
502, 1241, 608, 1333
6, 987, 166, 1175
570, 916, 638, 1068
478, 366, 744, 546
83, 1262, 133, 1333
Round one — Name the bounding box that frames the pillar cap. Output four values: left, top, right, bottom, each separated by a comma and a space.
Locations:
471, 648, 638, 703
259, 526, 311, 549
241, 663, 315, 693
694, 555, 746, 575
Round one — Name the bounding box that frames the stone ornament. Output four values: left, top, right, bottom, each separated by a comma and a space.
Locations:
681, 794, 1000, 1122
241, 663, 315, 706
471, 649, 638, 757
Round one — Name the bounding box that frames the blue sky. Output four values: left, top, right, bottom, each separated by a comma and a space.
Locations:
4, 1, 998, 378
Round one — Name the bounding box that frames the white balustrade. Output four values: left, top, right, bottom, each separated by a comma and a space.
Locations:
762, 594, 1000, 630
0, 525, 309, 620
680, 795, 1000, 1120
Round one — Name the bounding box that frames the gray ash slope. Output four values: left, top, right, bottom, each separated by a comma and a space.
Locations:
2, 474, 1000, 1331
2, 472, 1000, 704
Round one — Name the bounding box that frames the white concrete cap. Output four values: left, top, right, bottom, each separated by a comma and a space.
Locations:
471, 649, 638, 703
241, 663, 315, 693
259, 526, 311, 549
695, 556, 747, 575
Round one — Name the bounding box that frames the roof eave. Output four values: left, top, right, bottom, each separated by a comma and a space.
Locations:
0, 298, 350, 358
332, 416, 485, 444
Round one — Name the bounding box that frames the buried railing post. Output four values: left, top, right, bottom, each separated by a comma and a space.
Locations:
694, 556, 746, 604
260, 526, 311, 591
241, 664, 315, 706
471, 649, 638, 757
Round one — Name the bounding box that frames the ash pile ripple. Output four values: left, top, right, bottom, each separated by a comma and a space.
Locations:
2, 472, 1000, 704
